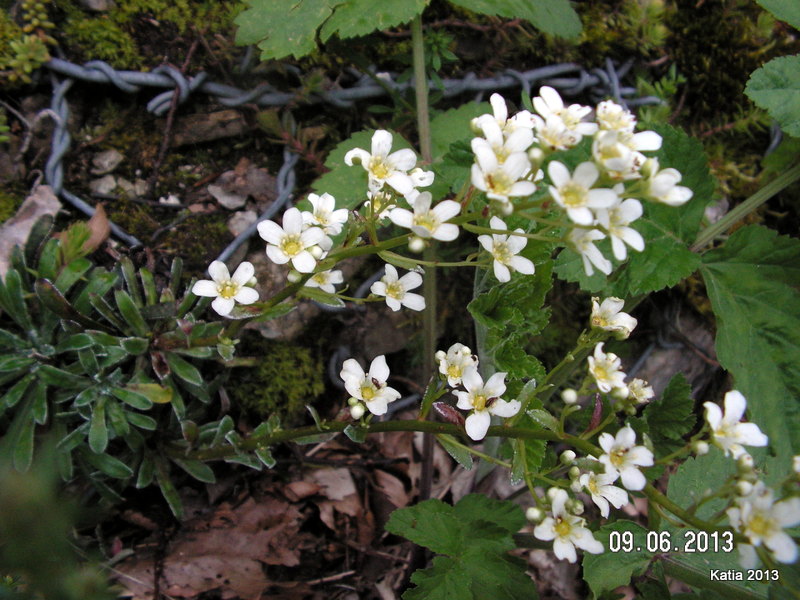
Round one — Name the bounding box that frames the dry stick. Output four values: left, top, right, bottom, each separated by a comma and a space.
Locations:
146, 38, 201, 199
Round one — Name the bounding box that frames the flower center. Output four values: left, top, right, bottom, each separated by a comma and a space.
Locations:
587, 478, 599, 495
473, 393, 488, 411
217, 281, 239, 299
447, 364, 462, 379
486, 172, 513, 196
369, 157, 390, 180
491, 241, 512, 265
554, 517, 572, 538
610, 448, 626, 468
560, 182, 587, 208
747, 514, 774, 538
312, 272, 328, 285
413, 212, 439, 234
385, 281, 405, 300
360, 384, 376, 401
280, 234, 303, 257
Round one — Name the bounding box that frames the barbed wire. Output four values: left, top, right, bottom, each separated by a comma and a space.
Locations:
41, 56, 662, 252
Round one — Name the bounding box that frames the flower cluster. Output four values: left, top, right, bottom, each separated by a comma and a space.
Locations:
468, 88, 693, 276
586, 342, 653, 410
435, 342, 520, 441
532, 488, 604, 563
340, 354, 401, 418
703, 390, 768, 459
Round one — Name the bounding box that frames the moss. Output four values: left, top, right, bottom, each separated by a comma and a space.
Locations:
227, 335, 326, 424
0, 189, 22, 224
62, 14, 142, 69
160, 213, 230, 273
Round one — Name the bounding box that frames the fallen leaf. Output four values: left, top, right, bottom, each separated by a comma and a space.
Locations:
0, 185, 61, 277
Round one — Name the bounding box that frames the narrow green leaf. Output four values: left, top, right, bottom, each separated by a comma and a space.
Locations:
110, 386, 154, 410
0, 269, 33, 331
114, 289, 149, 336
36, 238, 59, 280
13, 413, 36, 472
0, 354, 34, 372
212, 415, 235, 446
0, 328, 26, 351
119, 257, 144, 306
79, 446, 134, 479
255, 447, 276, 468
127, 411, 157, 431
139, 267, 158, 305
89, 397, 109, 453
2, 373, 34, 409
105, 399, 130, 436
55, 333, 94, 353
35, 278, 110, 332
120, 337, 149, 355
251, 301, 296, 323
53, 257, 91, 294
37, 365, 90, 388
73, 268, 117, 315
436, 433, 473, 470
89, 292, 128, 331
24, 214, 54, 265
78, 348, 100, 373
298, 285, 346, 308
164, 352, 203, 387
169, 256, 183, 298
172, 457, 216, 483
526, 409, 558, 432
136, 453, 155, 488
31, 379, 48, 425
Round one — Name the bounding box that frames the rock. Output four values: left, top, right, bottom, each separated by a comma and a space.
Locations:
170, 110, 248, 147
208, 184, 247, 210
0, 185, 61, 277
78, 0, 115, 10
90, 149, 124, 175
89, 175, 117, 195
227, 210, 258, 237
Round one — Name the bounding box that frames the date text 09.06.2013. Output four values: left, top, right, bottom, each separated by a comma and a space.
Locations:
608, 530, 734, 554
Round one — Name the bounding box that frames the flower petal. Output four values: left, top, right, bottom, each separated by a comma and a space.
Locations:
208, 260, 230, 283
368, 355, 390, 383
489, 398, 520, 418
371, 130, 393, 157
234, 286, 259, 305
344, 147, 370, 166
192, 280, 219, 297
257, 220, 285, 245
723, 390, 747, 423
465, 410, 491, 441
231, 261, 255, 285
402, 292, 426, 311
211, 296, 235, 316
291, 251, 317, 273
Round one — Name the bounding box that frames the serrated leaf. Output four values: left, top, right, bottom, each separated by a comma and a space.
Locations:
582, 521, 653, 599
172, 457, 216, 483
644, 373, 695, 447
509, 415, 546, 486
746, 55, 800, 137
319, 0, 427, 42
756, 0, 800, 28
386, 498, 465, 556
448, 0, 580, 38
235, 0, 336, 60
164, 352, 204, 387
436, 433, 473, 469
700, 226, 800, 458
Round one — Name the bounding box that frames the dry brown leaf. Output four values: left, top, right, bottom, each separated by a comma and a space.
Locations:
0, 185, 61, 277
284, 480, 321, 502
373, 470, 409, 509
83, 203, 111, 253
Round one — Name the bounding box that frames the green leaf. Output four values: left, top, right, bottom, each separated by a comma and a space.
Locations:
114, 290, 149, 336
171, 457, 216, 483
105, 399, 129, 436
72, 268, 117, 315
2, 374, 34, 409
0, 354, 34, 372
31, 379, 48, 425
24, 214, 54, 265
436, 433, 473, 470
139, 267, 158, 305
319, 0, 428, 42
526, 409, 558, 432
37, 365, 90, 389
89, 397, 108, 453
14, 412, 36, 472
235, 0, 336, 60
164, 352, 204, 387
119, 257, 144, 307
343, 424, 368, 443
55, 333, 94, 353
136, 453, 155, 488
79, 446, 134, 479
120, 337, 149, 355
0, 269, 33, 331
756, 0, 800, 28
255, 447, 277, 468
699, 226, 800, 458
582, 521, 654, 599
447, 0, 581, 38
53, 257, 91, 294
34, 278, 110, 332
154, 458, 183, 518
643, 373, 695, 453
127, 412, 157, 431
298, 285, 345, 308
746, 55, 800, 137
386, 498, 469, 556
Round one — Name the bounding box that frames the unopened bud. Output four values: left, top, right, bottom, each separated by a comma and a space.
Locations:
408, 236, 426, 253
568, 466, 581, 480
737, 453, 755, 473
560, 450, 577, 465
350, 403, 366, 420
693, 441, 710, 456
435, 350, 446, 363
561, 388, 578, 405
566, 499, 584, 515
287, 270, 302, 283
736, 480, 753, 496
347, 396, 360, 407
309, 245, 324, 259
546, 487, 561, 502
570, 479, 583, 493
525, 507, 544, 522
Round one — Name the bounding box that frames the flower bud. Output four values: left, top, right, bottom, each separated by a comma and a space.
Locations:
793, 455, 800, 475
408, 236, 426, 253
309, 245, 324, 259
527, 147, 545, 168
693, 441, 709, 456
561, 388, 578, 405
287, 270, 302, 283
350, 403, 366, 420
566, 499, 584, 515
736, 480, 753, 496
434, 350, 446, 363
525, 507, 544, 523
347, 396, 360, 407
469, 117, 483, 135
546, 487, 561, 502
568, 466, 581, 480
570, 478, 583, 493
737, 453, 755, 473
247, 276, 258, 287
560, 450, 577, 465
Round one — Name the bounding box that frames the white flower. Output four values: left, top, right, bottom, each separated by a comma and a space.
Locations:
727, 482, 800, 564
794, 455, 800, 474
365, 190, 394, 220
548, 161, 618, 226
532, 86, 598, 140
370, 264, 425, 312
471, 139, 536, 205
301, 193, 349, 236
477, 216, 535, 282
472, 93, 535, 135
388, 192, 460, 241
578, 470, 629, 518
305, 268, 343, 294
474, 115, 534, 163
191, 260, 259, 316
703, 391, 769, 459
344, 130, 417, 195
596, 100, 636, 132
340, 355, 402, 416
452, 367, 520, 441
598, 426, 654, 490
435, 343, 478, 387
588, 342, 628, 394
590, 297, 638, 339
258, 207, 325, 273
592, 129, 661, 181
644, 158, 693, 206
627, 378, 654, 405
533, 488, 604, 562
595, 195, 644, 261
568, 228, 612, 276
532, 114, 581, 151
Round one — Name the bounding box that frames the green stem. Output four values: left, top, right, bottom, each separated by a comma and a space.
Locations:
642, 484, 732, 533
691, 161, 800, 252
411, 14, 432, 164
462, 223, 563, 242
